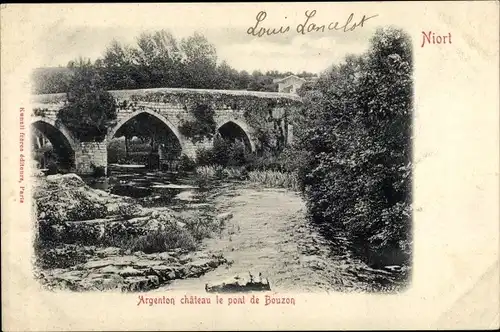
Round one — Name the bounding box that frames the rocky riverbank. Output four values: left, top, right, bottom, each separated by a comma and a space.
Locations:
33, 173, 229, 292
37, 247, 227, 292
33, 173, 407, 293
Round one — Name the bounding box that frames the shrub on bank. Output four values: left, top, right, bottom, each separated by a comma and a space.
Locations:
195, 165, 221, 178
46, 161, 59, 175
195, 147, 215, 166
36, 190, 107, 225
296, 28, 413, 268
195, 136, 251, 168
248, 170, 299, 191
128, 228, 197, 254
178, 154, 196, 173
195, 165, 248, 181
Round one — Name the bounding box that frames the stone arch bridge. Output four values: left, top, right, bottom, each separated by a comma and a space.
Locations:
31, 88, 301, 174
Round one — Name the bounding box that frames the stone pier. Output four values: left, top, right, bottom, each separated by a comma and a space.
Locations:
74, 141, 108, 175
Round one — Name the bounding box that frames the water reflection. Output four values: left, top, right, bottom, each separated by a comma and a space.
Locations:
83, 165, 205, 209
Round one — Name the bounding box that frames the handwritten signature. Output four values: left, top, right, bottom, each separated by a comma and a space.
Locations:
247, 10, 378, 38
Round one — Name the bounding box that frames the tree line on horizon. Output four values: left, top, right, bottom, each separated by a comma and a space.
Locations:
32, 30, 318, 95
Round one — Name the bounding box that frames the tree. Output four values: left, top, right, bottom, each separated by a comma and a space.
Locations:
180, 32, 218, 88
246, 70, 278, 92
31, 67, 72, 94
101, 40, 137, 89
57, 58, 117, 142
33, 30, 321, 94
237, 70, 251, 90
178, 103, 217, 143
296, 27, 413, 269
132, 30, 183, 88
216, 60, 239, 90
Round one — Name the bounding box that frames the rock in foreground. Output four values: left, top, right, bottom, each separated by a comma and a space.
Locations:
37, 248, 228, 292
33, 172, 228, 292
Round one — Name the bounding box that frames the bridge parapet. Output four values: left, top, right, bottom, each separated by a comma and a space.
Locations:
32, 87, 300, 109
32, 108, 59, 118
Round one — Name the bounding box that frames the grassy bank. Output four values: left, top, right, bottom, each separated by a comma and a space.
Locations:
194, 165, 299, 191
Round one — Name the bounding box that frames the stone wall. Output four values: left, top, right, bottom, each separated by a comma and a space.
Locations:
74, 142, 108, 175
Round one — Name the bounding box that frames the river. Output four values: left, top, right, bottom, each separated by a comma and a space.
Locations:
83, 165, 407, 293
84, 164, 210, 211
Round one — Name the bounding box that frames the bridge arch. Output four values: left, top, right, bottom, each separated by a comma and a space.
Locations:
107, 109, 185, 167
107, 109, 182, 144
216, 120, 255, 152
30, 116, 77, 169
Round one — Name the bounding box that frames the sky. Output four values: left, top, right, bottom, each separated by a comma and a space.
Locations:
29, 4, 381, 74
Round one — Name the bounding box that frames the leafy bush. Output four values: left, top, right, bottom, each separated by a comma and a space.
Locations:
37, 219, 62, 242
223, 167, 248, 180
196, 165, 247, 181
64, 222, 102, 244
195, 165, 221, 178
296, 27, 413, 268
245, 154, 282, 172
178, 103, 217, 143
178, 154, 196, 173
37, 220, 102, 245
107, 139, 125, 163
57, 58, 117, 142
242, 147, 305, 173
34, 241, 93, 269
99, 221, 146, 248
36, 198, 67, 225
211, 135, 231, 166
195, 136, 251, 167
196, 147, 216, 166
227, 140, 248, 167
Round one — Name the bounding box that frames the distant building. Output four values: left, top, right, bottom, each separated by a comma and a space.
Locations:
273, 75, 307, 94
